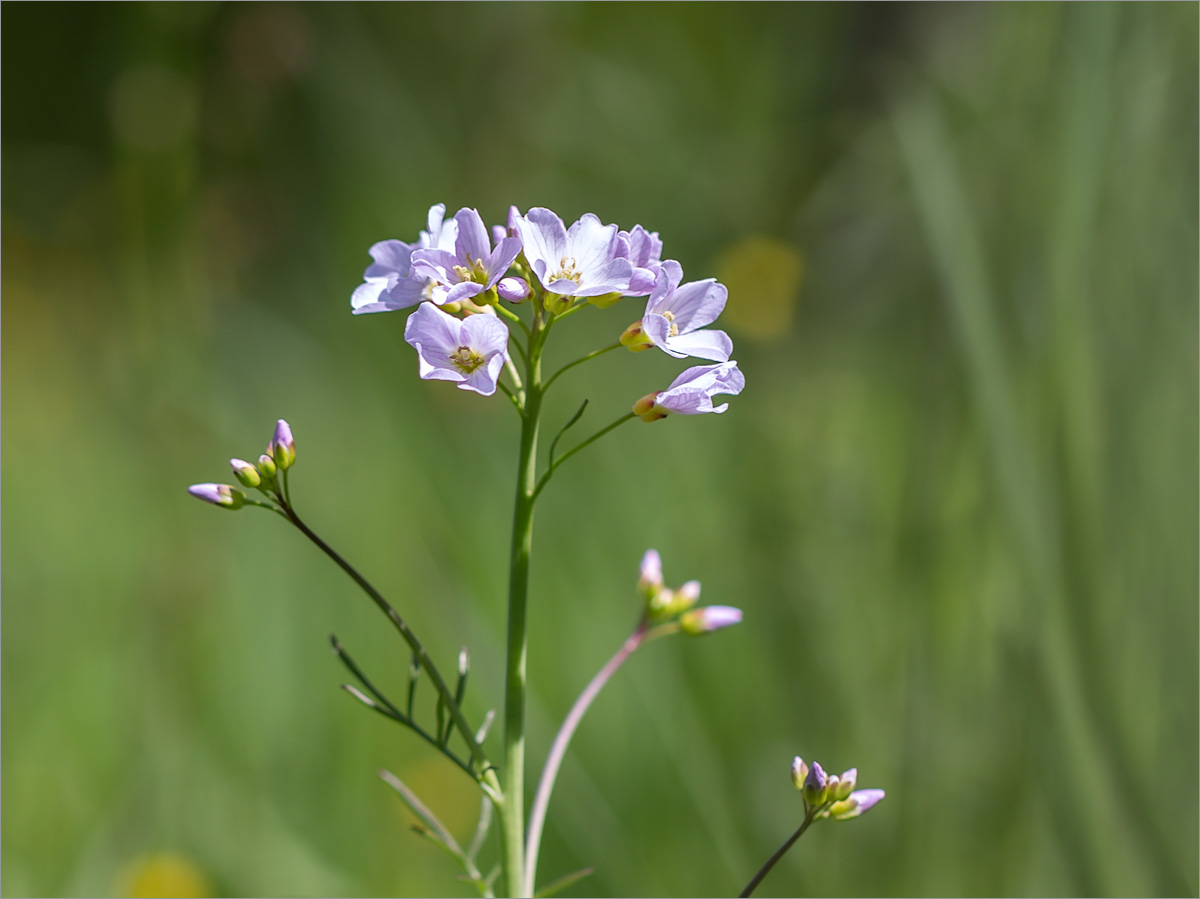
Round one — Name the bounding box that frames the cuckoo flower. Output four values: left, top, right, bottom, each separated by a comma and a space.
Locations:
351, 203, 458, 314
515, 208, 633, 298
403, 303, 509, 396
411, 207, 523, 305
634, 261, 733, 362
618, 225, 664, 295
633, 362, 745, 421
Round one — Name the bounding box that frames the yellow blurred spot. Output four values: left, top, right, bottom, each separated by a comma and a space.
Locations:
118, 852, 212, 898
716, 236, 804, 339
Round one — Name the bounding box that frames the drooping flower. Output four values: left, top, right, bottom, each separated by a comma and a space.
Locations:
403, 303, 509, 396
627, 261, 732, 362
351, 204, 459, 314
632, 362, 745, 421
410, 207, 523, 305
618, 225, 664, 296
515, 208, 633, 298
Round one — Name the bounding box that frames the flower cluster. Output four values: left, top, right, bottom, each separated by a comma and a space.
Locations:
353, 204, 744, 414
790, 756, 885, 821
188, 420, 295, 512
637, 549, 743, 635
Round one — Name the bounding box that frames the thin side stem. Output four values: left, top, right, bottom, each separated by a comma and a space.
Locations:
738, 811, 818, 898
542, 342, 621, 393
531, 412, 636, 502
282, 503, 498, 797
525, 622, 648, 891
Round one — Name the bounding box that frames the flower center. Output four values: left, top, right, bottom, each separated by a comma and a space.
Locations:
547, 255, 582, 286
452, 255, 490, 285
449, 345, 486, 374
662, 309, 679, 337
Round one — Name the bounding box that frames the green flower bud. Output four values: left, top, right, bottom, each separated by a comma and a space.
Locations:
229, 458, 261, 489
791, 757, 809, 791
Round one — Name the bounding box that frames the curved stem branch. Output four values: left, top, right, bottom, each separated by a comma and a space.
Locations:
281, 502, 497, 794
543, 342, 621, 393
531, 412, 637, 502
525, 622, 648, 891
738, 811, 818, 898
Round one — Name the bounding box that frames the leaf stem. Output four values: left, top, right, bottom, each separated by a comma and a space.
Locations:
531, 412, 637, 502
543, 342, 621, 393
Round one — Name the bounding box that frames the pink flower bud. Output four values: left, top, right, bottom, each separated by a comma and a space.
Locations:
188, 483, 245, 510
679, 605, 742, 635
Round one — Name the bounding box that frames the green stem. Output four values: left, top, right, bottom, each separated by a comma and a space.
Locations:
499, 311, 547, 898
531, 412, 636, 502
738, 810, 819, 898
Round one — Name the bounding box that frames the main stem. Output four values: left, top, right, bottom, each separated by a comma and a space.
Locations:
738, 812, 817, 898
500, 318, 545, 899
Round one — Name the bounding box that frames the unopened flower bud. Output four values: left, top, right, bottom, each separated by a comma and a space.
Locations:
834, 768, 856, 801
229, 458, 261, 489
588, 291, 622, 309
188, 483, 245, 510
497, 277, 531, 303
544, 292, 573, 316
828, 788, 885, 820
803, 760, 828, 806
667, 580, 701, 614
257, 453, 277, 480
638, 549, 663, 599
620, 320, 654, 351
458, 646, 470, 678
492, 224, 508, 246
269, 419, 295, 470
633, 392, 667, 422
791, 757, 809, 790
679, 605, 742, 635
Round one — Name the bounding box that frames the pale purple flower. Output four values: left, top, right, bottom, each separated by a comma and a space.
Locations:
829, 789, 886, 820
618, 225, 664, 295
639, 261, 732, 362
351, 204, 459, 314
188, 483, 245, 509
403, 303, 509, 396
411, 207, 523, 305
633, 362, 745, 420
515, 208, 633, 297
679, 605, 742, 635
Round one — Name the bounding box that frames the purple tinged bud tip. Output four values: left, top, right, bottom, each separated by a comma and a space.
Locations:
257, 453, 277, 479
679, 605, 742, 635
229, 458, 261, 489
188, 483, 245, 510
835, 768, 857, 800
830, 788, 885, 820
803, 760, 828, 805
270, 419, 295, 470
791, 757, 809, 790
497, 277, 531, 303
638, 549, 663, 595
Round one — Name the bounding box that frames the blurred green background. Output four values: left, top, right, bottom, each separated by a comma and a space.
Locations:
3, 3, 1197, 897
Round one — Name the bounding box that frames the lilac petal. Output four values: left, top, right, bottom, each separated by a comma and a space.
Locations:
410, 247, 460, 284
461, 351, 506, 396
492, 224, 507, 246
364, 239, 415, 279
425, 203, 455, 249
385, 276, 433, 309
484, 236, 523, 283
352, 279, 396, 314
453, 207, 493, 264
575, 256, 633, 296
627, 266, 660, 296
641, 314, 676, 350
497, 277, 530, 303
506, 205, 521, 234
404, 302, 460, 365
461, 312, 510, 357
516, 208, 568, 282
664, 329, 733, 362
657, 387, 722, 415
565, 213, 621, 276
664, 279, 727, 332
849, 789, 885, 813
442, 281, 487, 304
666, 361, 745, 396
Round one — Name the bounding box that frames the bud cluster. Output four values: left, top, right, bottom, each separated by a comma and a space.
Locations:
790, 756, 885, 821
187, 419, 295, 512
638, 549, 743, 636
